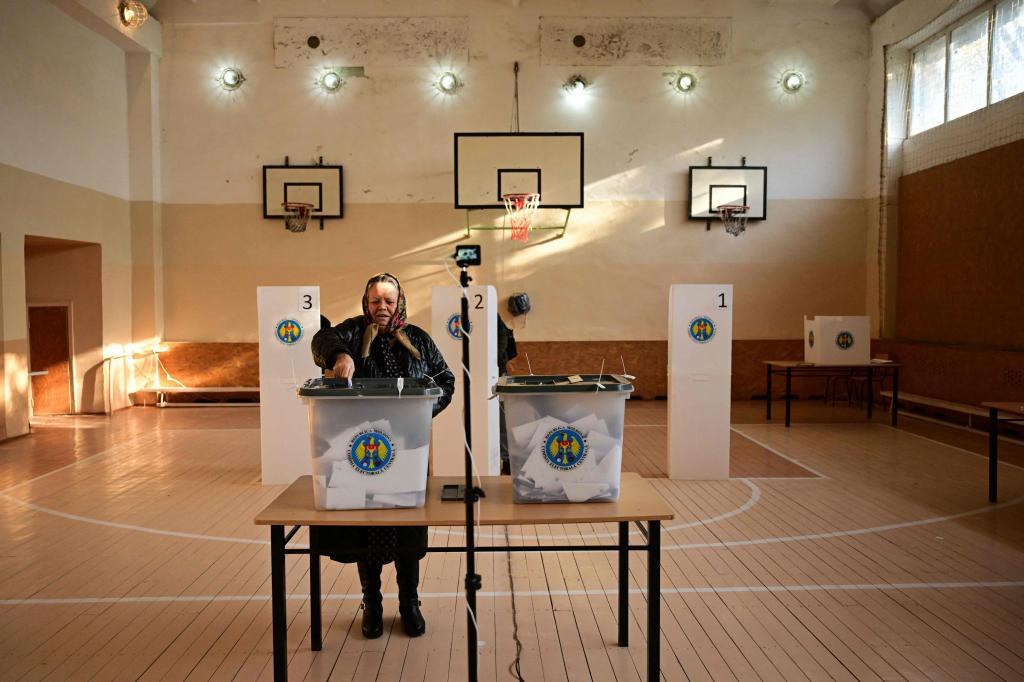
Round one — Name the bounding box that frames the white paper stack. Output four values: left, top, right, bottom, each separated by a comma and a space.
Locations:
310, 419, 429, 510
510, 412, 623, 503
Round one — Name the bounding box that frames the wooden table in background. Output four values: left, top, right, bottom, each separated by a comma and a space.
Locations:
255, 472, 675, 682
982, 402, 1024, 503
764, 360, 901, 427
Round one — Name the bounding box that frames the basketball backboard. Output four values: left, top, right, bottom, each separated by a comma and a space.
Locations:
454, 132, 584, 209
263, 165, 344, 219
688, 165, 767, 220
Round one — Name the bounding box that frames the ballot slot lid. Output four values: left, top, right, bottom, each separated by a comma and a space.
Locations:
495, 374, 634, 394
298, 377, 443, 398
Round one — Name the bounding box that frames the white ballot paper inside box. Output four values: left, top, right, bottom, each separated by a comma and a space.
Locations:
299, 377, 441, 511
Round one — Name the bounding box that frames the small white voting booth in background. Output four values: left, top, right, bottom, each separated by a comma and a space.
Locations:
668, 284, 733, 480
431, 285, 499, 476
804, 316, 871, 365
257, 286, 321, 484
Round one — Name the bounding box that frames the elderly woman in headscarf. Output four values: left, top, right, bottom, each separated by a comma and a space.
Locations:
311, 273, 455, 639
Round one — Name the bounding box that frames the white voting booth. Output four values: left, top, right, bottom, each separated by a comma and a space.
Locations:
431, 285, 500, 476
257, 286, 321, 484
804, 315, 871, 365
668, 284, 733, 480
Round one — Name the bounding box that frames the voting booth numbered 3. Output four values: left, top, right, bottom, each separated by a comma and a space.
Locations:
668, 284, 734, 480
431, 285, 500, 476
257, 286, 321, 484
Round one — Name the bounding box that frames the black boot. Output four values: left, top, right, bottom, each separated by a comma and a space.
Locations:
357, 561, 384, 639
395, 556, 426, 637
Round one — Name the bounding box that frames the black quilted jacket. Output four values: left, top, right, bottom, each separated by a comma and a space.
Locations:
311, 316, 455, 416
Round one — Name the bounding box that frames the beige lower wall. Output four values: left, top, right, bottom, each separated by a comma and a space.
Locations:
162, 198, 871, 342
0, 163, 135, 434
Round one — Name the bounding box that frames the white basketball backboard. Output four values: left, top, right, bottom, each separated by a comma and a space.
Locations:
454, 133, 584, 209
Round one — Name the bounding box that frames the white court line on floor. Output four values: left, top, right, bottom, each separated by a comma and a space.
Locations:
0, 491, 269, 545
3, 425, 1021, 551
3, 580, 1023, 606
880, 421, 1024, 472
0, 433, 163, 495
729, 425, 829, 478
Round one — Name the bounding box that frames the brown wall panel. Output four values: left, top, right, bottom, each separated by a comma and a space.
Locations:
897, 139, 1024, 349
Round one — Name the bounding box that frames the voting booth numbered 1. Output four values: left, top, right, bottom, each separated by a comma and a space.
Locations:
668, 284, 733, 480
257, 286, 321, 484
431, 285, 500, 476
804, 315, 870, 365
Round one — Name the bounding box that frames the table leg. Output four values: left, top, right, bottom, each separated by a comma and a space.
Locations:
891, 367, 900, 426
765, 365, 772, 421
309, 526, 322, 651
866, 366, 874, 420
618, 522, 629, 647
785, 369, 792, 427
647, 520, 660, 681
271, 525, 287, 682
989, 408, 999, 503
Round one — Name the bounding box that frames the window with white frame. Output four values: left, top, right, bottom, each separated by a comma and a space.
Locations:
909, 0, 1024, 136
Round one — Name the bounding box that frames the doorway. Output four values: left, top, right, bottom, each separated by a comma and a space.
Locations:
28, 304, 74, 415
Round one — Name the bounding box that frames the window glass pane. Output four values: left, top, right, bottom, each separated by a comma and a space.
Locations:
948, 13, 990, 119
992, 0, 1024, 102
910, 36, 947, 135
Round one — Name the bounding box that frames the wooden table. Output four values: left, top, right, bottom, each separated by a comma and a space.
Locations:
764, 360, 901, 427
982, 402, 1024, 503
254, 473, 674, 682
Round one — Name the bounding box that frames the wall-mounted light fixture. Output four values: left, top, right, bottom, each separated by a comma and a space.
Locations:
780, 70, 805, 94
319, 69, 343, 94
673, 72, 697, 93
437, 71, 461, 95
118, 0, 148, 28
218, 67, 245, 91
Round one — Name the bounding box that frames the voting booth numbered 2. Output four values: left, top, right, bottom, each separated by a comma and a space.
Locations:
431, 285, 500, 476
668, 284, 734, 480
257, 286, 321, 484
804, 315, 870, 365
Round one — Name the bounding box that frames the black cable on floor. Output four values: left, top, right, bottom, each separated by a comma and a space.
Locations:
504, 526, 525, 681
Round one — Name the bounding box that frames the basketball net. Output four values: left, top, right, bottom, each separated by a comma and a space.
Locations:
503, 193, 540, 242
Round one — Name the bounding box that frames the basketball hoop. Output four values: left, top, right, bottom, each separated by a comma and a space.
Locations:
717, 204, 749, 237
502, 193, 540, 242
282, 202, 314, 233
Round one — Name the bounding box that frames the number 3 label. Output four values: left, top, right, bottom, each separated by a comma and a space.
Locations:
298, 287, 319, 313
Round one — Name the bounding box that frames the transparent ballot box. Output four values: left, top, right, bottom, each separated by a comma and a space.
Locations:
495, 374, 633, 503
298, 378, 441, 510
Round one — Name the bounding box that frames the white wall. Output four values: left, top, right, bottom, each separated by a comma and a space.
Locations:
0, 1, 130, 199
156, 0, 875, 343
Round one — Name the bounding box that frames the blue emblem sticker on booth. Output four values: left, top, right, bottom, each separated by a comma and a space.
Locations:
275, 318, 302, 345
808, 330, 815, 348
349, 431, 395, 474
446, 312, 471, 340
688, 316, 716, 344
835, 330, 855, 350
543, 426, 588, 470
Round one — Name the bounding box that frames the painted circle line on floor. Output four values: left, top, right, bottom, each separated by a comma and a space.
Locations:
3, 580, 1024, 606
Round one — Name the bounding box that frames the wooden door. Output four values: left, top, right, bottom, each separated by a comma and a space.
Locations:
28, 306, 72, 415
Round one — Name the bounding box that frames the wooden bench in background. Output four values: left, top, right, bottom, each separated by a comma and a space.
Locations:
131, 386, 260, 407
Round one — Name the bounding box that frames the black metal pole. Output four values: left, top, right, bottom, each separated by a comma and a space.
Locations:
647, 520, 661, 681
989, 407, 999, 503
460, 265, 480, 682
618, 521, 629, 647
271, 525, 287, 682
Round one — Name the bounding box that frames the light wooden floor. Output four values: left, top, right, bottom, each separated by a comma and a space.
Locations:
2, 402, 1023, 681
